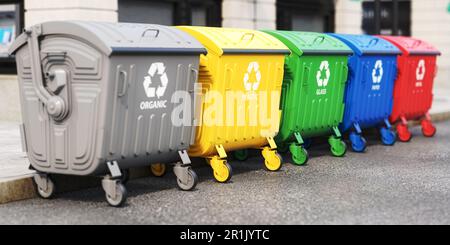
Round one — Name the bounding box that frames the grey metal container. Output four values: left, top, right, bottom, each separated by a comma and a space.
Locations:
9, 21, 206, 206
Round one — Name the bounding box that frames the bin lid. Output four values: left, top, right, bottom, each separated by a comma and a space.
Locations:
262, 30, 352, 56
176, 26, 290, 56
9, 21, 206, 56
328, 34, 401, 56
378, 35, 441, 56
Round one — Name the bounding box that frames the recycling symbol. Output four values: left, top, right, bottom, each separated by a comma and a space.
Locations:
143, 62, 168, 98
243, 61, 261, 91
372, 60, 383, 84
316, 60, 330, 87
416, 59, 426, 81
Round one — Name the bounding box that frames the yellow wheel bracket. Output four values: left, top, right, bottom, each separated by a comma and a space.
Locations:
262, 147, 282, 171
150, 163, 166, 177
266, 137, 277, 150
215, 144, 227, 159
210, 156, 231, 183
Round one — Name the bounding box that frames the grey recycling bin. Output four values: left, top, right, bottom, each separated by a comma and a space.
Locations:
9, 21, 206, 206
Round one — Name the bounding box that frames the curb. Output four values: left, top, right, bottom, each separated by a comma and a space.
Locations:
1, 112, 450, 205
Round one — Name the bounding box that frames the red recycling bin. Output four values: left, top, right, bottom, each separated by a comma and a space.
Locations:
379, 36, 441, 142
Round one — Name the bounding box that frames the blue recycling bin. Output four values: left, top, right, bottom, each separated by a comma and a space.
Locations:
329, 34, 401, 152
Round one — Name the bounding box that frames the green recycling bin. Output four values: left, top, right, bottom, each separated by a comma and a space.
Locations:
263, 30, 352, 165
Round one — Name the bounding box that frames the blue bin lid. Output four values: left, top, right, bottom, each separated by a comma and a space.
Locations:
328, 34, 401, 56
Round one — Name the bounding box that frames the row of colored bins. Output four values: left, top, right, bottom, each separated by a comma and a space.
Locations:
10, 21, 440, 207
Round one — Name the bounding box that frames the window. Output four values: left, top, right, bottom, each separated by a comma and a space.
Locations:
118, 0, 221, 27
191, 6, 207, 26
277, 0, 334, 32
292, 14, 325, 32
0, 1, 23, 74
119, 0, 174, 25
362, 0, 411, 36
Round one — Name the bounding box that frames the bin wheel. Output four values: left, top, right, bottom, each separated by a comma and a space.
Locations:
263, 151, 282, 171
329, 136, 347, 157
210, 158, 232, 183
120, 169, 130, 184
105, 182, 127, 207
349, 132, 367, 152
421, 119, 436, 137
177, 168, 198, 191
150, 163, 166, 177
380, 127, 396, 146
233, 149, 249, 161
397, 123, 412, 142
277, 142, 289, 153
289, 143, 308, 165
35, 175, 56, 199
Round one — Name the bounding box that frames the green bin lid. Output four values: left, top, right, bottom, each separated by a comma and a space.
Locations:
262, 30, 352, 56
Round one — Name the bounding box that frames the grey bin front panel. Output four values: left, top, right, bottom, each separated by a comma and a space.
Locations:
11, 21, 203, 176
104, 55, 198, 170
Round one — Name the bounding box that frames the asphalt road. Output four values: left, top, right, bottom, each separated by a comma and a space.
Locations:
0, 121, 449, 225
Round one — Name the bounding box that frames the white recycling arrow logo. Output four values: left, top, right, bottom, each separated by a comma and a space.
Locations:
143, 62, 168, 98
416, 59, 426, 81
372, 60, 383, 84
243, 61, 261, 91
316, 60, 331, 87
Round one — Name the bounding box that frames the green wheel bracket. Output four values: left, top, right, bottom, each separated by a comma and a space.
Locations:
233, 149, 249, 161
289, 143, 309, 165
329, 136, 347, 157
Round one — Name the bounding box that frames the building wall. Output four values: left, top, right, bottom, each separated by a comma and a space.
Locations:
222, 0, 276, 29
335, 0, 363, 34
24, 0, 118, 27
412, 0, 450, 89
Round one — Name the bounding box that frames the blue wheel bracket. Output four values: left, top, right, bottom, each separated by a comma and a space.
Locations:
349, 132, 366, 152
380, 127, 396, 146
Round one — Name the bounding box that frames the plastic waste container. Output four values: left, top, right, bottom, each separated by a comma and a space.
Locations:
177, 26, 289, 182
379, 36, 441, 142
9, 21, 206, 206
329, 34, 400, 152
263, 30, 352, 165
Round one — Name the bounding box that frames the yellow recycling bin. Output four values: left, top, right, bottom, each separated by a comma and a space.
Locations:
177, 26, 290, 183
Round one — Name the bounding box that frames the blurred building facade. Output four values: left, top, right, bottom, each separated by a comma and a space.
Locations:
0, 0, 449, 121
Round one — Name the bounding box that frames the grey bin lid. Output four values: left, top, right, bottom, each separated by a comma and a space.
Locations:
9, 21, 206, 56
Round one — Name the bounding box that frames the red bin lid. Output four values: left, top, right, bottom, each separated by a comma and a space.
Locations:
378, 35, 441, 56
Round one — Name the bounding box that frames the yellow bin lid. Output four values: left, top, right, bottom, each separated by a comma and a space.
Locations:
177, 26, 290, 56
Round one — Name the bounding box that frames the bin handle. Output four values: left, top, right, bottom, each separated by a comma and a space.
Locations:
313, 36, 325, 44
26, 25, 68, 121
412, 40, 422, 48
367, 38, 379, 47
362, 63, 369, 83
190, 67, 202, 128
241, 33, 255, 41
141, 29, 160, 38
342, 64, 348, 84
302, 66, 310, 88
117, 70, 128, 97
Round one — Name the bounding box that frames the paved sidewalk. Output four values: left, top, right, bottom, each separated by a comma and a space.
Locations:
0, 120, 449, 225
0, 122, 34, 182
431, 87, 450, 115
1, 87, 449, 204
